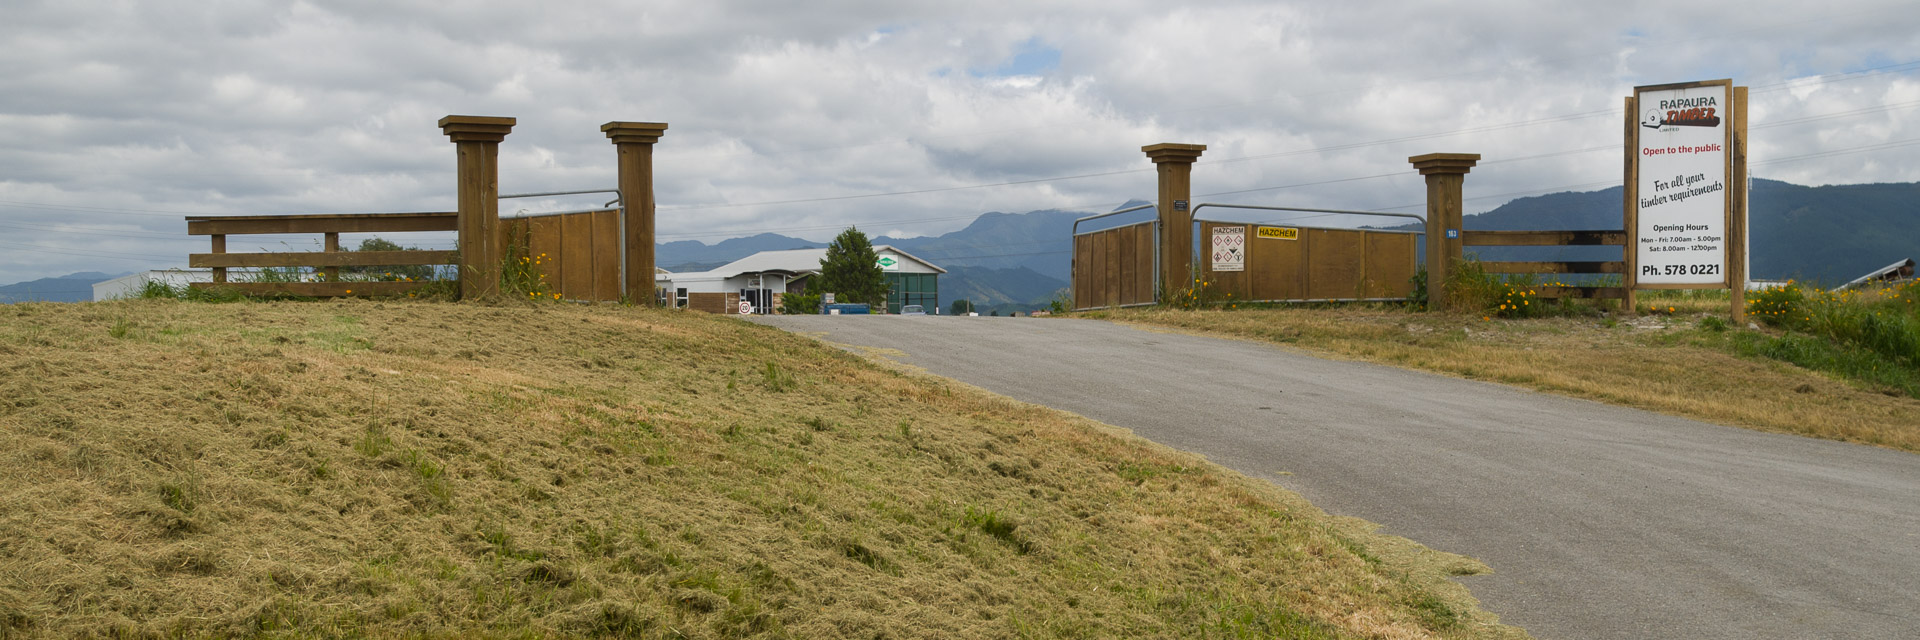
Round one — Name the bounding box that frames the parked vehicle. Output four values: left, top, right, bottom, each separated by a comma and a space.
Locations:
899, 304, 926, 316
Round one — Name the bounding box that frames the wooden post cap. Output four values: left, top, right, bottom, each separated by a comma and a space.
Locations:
439, 115, 516, 143
1408, 153, 1481, 175
1142, 143, 1207, 164
602, 122, 669, 145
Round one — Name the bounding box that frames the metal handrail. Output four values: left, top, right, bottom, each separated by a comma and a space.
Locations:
502, 206, 621, 220
1071, 203, 1157, 236
1189, 203, 1424, 226
500, 189, 623, 204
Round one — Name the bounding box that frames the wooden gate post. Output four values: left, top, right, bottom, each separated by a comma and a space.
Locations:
603, 121, 669, 305
1409, 153, 1480, 310
1142, 143, 1206, 296
440, 115, 516, 300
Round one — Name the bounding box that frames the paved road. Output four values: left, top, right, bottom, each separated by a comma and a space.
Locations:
754, 314, 1920, 640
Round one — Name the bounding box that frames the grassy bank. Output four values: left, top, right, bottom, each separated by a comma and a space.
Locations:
0, 299, 1522, 639
1095, 303, 1920, 454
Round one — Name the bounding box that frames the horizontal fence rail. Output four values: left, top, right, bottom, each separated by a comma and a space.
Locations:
186, 212, 457, 236
188, 250, 457, 269
1463, 229, 1628, 300
1461, 230, 1626, 246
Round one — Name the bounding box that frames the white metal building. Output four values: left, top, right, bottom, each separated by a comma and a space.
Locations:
92, 270, 215, 301
657, 245, 944, 314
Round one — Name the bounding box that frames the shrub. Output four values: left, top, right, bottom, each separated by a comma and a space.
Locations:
780, 292, 821, 315
1165, 273, 1232, 310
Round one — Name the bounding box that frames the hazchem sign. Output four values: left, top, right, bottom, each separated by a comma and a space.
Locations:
1257, 226, 1299, 240
1633, 80, 1734, 287
1212, 226, 1245, 272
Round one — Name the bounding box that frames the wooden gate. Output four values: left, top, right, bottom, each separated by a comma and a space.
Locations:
1072, 221, 1157, 310
1201, 222, 1419, 302
502, 209, 624, 302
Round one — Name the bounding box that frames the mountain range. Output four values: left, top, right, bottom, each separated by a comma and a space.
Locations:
8, 179, 1914, 305
0, 272, 129, 303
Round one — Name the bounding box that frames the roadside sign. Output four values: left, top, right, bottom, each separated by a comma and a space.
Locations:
1211, 226, 1245, 272
739, 301, 752, 315
1256, 226, 1298, 240
823, 292, 835, 305
1632, 79, 1738, 288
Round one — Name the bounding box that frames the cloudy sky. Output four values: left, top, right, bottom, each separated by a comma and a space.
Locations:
4, 0, 1918, 285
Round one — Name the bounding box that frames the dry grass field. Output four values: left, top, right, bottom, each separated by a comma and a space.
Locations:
0, 299, 1527, 639
1098, 305, 1920, 454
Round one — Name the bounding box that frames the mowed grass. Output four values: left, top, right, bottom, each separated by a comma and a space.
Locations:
1096, 304, 1920, 454
0, 299, 1524, 639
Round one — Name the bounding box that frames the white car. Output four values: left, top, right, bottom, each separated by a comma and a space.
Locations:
899, 305, 926, 316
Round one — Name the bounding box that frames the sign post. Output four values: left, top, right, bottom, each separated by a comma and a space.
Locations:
1628, 79, 1747, 321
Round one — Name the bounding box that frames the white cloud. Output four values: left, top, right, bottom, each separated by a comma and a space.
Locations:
2, 0, 1919, 282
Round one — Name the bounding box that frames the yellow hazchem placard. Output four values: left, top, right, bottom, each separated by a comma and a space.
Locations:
1257, 226, 1299, 240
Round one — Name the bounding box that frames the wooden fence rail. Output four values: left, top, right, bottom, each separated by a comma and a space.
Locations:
1463, 229, 1629, 300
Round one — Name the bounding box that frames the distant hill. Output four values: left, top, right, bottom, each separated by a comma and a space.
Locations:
0, 271, 128, 303
874, 204, 1145, 280
656, 233, 824, 271
658, 203, 1148, 307
939, 266, 1067, 310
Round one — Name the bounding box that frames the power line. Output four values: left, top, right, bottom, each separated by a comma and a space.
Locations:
0, 221, 199, 241
0, 240, 184, 262
9, 59, 1920, 248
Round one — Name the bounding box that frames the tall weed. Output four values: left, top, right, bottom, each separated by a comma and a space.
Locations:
1749, 280, 1920, 368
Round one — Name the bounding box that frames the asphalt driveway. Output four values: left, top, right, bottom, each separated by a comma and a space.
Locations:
753, 314, 1920, 640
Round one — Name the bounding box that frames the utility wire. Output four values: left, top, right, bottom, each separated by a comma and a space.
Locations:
8, 61, 1919, 253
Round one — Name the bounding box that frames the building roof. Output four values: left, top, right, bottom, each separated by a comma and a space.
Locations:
661, 245, 946, 280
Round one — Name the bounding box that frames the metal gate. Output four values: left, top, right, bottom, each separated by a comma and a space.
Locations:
1193, 204, 1425, 303
1071, 204, 1159, 311
499, 189, 626, 302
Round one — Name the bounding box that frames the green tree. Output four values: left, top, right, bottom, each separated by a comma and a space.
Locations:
346, 237, 437, 282
949, 299, 974, 315
818, 227, 887, 307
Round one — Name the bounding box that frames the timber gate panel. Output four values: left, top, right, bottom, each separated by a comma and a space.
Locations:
1072, 221, 1157, 310
1067, 221, 1152, 309
504, 208, 624, 302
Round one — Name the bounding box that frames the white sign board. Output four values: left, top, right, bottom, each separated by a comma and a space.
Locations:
1211, 226, 1245, 272
739, 301, 752, 315
1634, 81, 1732, 287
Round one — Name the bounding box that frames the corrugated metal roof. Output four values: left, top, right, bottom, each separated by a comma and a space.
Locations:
665, 245, 946, 280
